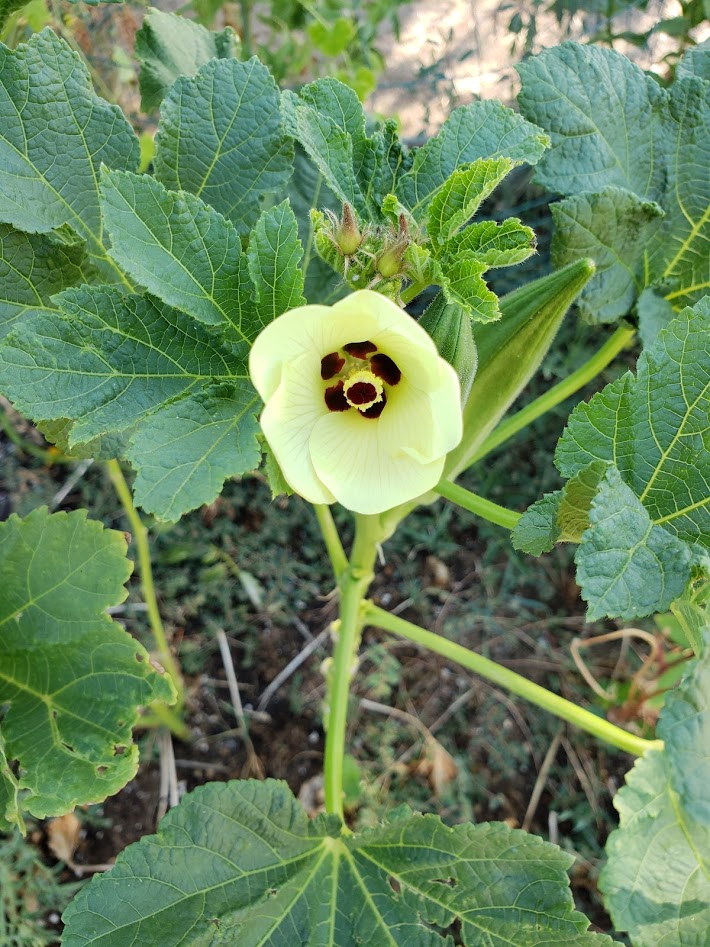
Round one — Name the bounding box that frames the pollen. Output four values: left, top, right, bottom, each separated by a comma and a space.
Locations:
343, 369, 384, 412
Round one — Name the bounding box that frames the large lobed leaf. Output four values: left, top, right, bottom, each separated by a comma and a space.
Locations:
0, 223, 89, 339
600, 643, 710, 945
513, 298, 710, 620
154, 56, 292, 235
62, 778, 615, 945
0, 508, 174, 831
0, 180, 305, 519
518, 43, 710, 331
135, 9, 239, 113
0, 29, 139, 280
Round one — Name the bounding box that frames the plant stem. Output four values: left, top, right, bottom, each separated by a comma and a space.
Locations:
105, 461, 185, 717
323, 515, 382, 819
435, 480, 521, 530
400, 279, 429, 305
239, 0, 253, 57
469, 325, 636, 466
365, 603, 662, 757
314, 504, 348, 580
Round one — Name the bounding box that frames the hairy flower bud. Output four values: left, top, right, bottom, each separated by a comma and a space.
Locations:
336, 203, 362, 256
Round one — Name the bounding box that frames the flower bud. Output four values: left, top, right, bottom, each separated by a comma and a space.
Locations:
335, 203, 362, 256
377, 236, 408, 279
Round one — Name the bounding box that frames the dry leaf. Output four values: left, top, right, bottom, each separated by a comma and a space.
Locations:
47, 812, 82, 864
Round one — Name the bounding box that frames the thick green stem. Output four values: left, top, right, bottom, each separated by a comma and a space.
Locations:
469, 325, 635, 466
314, 504, 348, 580
435, 480, 521, 530
106, 461, 185, 721
323, 515, 382, 819
239, 0, 253, 57
365, 603, 662, 757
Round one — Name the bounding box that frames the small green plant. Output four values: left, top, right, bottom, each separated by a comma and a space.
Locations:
0, 17, 708, 945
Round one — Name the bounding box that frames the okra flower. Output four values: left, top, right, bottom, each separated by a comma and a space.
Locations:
249, 290, 462, 514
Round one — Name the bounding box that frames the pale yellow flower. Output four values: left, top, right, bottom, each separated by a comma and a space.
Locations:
249, 290, 462, 514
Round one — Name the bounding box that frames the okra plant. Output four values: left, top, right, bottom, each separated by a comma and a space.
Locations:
0, 13, 708, 945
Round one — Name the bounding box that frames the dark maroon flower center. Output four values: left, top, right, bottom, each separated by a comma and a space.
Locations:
320, 339, 401, 419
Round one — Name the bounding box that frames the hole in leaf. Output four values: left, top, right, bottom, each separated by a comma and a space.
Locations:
387, 876, 401, 894
433, 877, 457, 888
61, 743, 75, 754
113, 744, 127, 756
135, 652, 145, 662
96, 765, 108, 776
51, 709, 58, 719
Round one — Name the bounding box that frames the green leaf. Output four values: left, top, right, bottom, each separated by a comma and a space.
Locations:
670, 595, 709, 656
127, 382, 260, 523
135, 9, 238, 113
518, 44, 710, 323
0, 223, 88, 339
396, 100, 549, 221
637, 286, 676, 349
575, 466, 693, 620
518, 44, 666, 199
601, 750, 710, 945
512, 491, 563, 555
100, 169, 241, 328
0, 508, 174, 826
550, 188, 664, 324
556, 300, 710, 552
0, 0, 30, 31
154, 57, 292, 235
307, 16, 357, 56
557, 460, 609, 542
440, 253, 500, 323
657, 649, 710, 825
0, 29, 139, 278
246, 199, 305, 324
426, 158, 515, 246
0, 730, 22, 833
446, 217, 536, 268
0, 287, 244, 445
62, 779, 614, 946
677, 38, 710, 81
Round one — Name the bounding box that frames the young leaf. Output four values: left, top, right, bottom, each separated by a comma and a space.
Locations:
511, 491, 563, 555
282, 78, 386, 219
0, 508, 174, 827
0, 29, 139, 278
426, 157, 515, 246
0, 223, 88, 339
62, 779, 614, 945
396, 100, 549, 221
446, 217, 536, 268
154, 57, 292, 234
135, 9, 238, 113
100, 169, 241, 328
0, 731, 21, 832
246, 199, 305, 324
439, 253, 500, 323
556, 299, 710, 552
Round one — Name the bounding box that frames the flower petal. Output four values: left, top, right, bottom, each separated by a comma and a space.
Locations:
381, 370, 461, 465
250, 298, 381, 401
310, 408, 447, 514
260, 353, 335, 505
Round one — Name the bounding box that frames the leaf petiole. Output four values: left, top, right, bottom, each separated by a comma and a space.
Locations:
435, 479, 521, 529
365, 602, 663, 757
